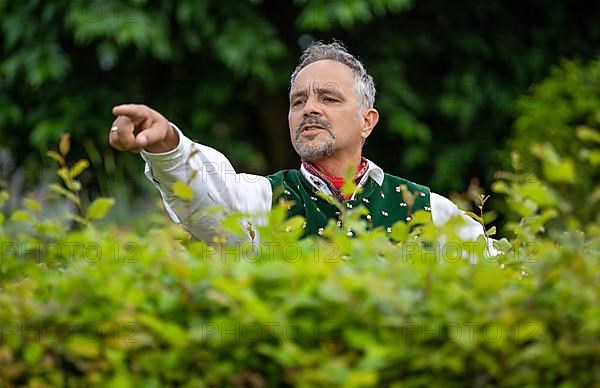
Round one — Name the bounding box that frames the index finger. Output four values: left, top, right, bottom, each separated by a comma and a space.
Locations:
112, 104, 150, 124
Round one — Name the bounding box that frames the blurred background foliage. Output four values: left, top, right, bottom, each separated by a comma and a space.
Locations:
1, 2, 599, 384
505, 58, 600, 231
1, 0, 600, 222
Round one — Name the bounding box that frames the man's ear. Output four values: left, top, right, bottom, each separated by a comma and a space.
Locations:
361, 108, 379, 139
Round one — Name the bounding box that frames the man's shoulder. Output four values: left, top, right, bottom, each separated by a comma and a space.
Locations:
381, 173, 431, 195
266, 169, 303, 187
266, 170, 309, 205
266, 169, 296, 181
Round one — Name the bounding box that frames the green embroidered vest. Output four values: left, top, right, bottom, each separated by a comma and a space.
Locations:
267, 169, 431, 236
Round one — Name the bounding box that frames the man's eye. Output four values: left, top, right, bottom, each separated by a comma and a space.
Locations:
323, 97, 338, 102
292, 100, 305, 106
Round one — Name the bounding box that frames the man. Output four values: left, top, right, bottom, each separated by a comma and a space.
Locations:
109, 41, 488, 244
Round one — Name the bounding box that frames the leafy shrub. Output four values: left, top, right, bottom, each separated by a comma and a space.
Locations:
1, 56, 599, 387
0, 126, 599, 387
503, 58, 600, 230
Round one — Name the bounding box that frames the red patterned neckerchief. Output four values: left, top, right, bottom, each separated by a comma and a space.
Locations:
302, 157, 370, 201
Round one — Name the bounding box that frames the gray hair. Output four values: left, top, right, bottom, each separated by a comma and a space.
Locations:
289, 41, 376, 113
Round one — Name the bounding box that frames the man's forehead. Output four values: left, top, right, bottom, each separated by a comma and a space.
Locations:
290, 82, 342, 95
291, 60, 354, 93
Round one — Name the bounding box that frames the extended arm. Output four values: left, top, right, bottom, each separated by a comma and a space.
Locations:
140, 124, 272, 241
109, 104, 272, 241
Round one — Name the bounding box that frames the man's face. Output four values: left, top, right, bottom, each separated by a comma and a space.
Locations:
288, 60, 367, 168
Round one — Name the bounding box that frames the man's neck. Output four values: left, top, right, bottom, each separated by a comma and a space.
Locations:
302, 154, 370, 199
312, 154, 362, 178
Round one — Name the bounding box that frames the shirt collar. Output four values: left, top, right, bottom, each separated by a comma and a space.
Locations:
299, 158, 385, 195
362, 158, 384, 186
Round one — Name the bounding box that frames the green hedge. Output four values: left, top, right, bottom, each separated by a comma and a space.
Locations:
1, 60, 599, 386
503, 58, 600, 230
1, 142, 599, 387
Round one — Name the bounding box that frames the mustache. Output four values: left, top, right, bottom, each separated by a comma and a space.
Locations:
295, 117, 333, 136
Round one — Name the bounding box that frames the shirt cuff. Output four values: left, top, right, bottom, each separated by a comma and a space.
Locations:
139, 122, 191, 171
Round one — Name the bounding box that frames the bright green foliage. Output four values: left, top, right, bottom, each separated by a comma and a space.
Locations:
502, 58, 600, 231
0, 131, 599, 386
172, 181, 194, 201
87, 197, 115, 220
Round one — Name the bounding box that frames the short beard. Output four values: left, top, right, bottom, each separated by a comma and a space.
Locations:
293, 134, 336, 162
292, 116, 336, 162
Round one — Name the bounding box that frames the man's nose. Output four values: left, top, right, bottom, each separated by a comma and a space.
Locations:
303, 96, 322, 116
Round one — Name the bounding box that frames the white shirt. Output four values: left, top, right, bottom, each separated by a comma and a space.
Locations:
141, 124, 495, 254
